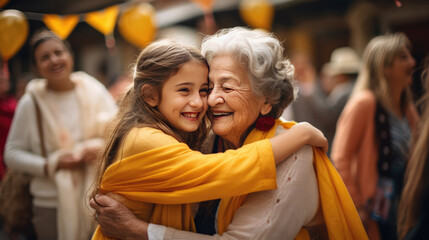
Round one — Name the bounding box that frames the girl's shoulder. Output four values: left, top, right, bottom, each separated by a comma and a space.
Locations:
128, 127, 179, 143
121, 127, 180, 157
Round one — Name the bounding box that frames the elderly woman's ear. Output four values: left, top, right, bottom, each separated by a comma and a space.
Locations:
260, 101, 273, 115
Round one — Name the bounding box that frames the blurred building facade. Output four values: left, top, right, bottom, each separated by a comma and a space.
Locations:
2, 0, 429, 99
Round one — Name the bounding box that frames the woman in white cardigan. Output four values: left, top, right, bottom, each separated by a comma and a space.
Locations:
4, 30, 117, 240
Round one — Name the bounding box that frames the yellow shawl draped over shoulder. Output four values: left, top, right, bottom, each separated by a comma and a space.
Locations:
217, 120, 368, 240
92, 127, 277, 240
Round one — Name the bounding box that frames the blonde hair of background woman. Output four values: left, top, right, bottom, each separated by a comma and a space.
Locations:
351, 32, 414, 114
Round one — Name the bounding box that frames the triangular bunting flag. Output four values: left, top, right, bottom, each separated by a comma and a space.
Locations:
85, 5, 119, 36
43, 14, 79, 39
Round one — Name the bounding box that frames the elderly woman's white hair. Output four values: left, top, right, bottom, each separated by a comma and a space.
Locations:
201, 27, 297, 118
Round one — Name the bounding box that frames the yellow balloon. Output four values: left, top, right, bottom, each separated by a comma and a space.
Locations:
118, 3, 156, 48
0, 9, 29, 61
239, 0, 274, 31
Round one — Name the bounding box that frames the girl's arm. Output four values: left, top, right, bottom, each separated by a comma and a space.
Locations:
270, 122, 327, 164
100, 123, 326, 204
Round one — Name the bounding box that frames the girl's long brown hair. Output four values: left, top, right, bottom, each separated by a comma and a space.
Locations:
397, 56, 429, 239
91, 39, 210, 200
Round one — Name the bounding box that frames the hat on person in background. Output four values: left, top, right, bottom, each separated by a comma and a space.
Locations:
322, 47, 360, 76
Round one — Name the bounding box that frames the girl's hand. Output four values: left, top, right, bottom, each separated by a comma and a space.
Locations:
293, 122, 328, 153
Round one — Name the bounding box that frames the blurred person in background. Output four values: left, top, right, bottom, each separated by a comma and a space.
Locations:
4, 30, 117, 240
15, 73, 34, 100
107, 73, 133, 104
281, 51, 319, 123
282, 47, 360, 156
0, 66, 17, 181
397, 55, 429, 240
331, 32, 419, 240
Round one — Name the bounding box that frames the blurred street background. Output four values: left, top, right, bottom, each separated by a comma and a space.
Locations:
1, 0, 428, 101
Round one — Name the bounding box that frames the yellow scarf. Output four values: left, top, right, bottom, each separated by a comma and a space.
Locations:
217, 119, 368, 239
92, 132, 277, 240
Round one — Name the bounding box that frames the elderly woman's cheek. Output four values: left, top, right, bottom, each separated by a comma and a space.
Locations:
234, 93, 266, 128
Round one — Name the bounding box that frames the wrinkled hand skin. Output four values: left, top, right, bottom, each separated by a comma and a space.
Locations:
89, 194, 149, 240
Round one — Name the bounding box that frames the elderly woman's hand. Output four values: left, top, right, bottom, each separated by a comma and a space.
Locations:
293, 122, 329, 153
90, 194, 149, 240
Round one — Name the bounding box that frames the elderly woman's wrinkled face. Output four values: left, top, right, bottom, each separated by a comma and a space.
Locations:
208, 54, 271, 146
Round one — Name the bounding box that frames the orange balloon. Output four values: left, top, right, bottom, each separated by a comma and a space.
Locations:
118, 3, 156, 48
0, 0, 9, 8
85, 5, 119, 36
239, 0, 274, 31
0, 9, 29, 61
191, 0, 216, 12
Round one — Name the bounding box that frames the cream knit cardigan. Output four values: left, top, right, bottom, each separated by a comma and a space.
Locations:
5, 71, 117, 240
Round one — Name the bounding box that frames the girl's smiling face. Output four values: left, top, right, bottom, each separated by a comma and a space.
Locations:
156, 60, 209, 132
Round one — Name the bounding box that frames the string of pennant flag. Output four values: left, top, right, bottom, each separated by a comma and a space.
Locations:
0, 0, 275, 65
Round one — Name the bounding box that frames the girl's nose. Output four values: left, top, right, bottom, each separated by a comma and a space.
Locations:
189, 93, 203, 108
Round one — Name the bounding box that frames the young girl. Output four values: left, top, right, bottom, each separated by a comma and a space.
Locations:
91, 39, 327, 239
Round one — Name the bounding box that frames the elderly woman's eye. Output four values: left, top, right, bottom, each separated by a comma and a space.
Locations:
223, 86, 234, 92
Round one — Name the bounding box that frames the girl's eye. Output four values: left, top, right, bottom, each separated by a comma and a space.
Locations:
208, 88, 213, 94
178, 88, 190, 92
200, 88, 209, 96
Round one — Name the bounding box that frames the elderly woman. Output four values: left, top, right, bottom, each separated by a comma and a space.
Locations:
91, 27, 366, 239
